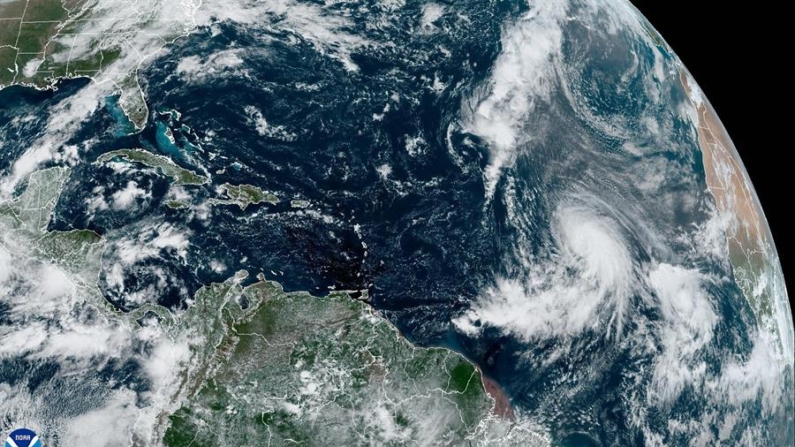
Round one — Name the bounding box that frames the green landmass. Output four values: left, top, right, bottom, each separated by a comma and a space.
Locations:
0, 167, 108, 303
163, 281, 544, 446
95, 148, 208, 186
0, 0, 197, 128
210, 183, 278, 210
1, 167, 545, 446
0, 0, 96, 85
165, 200, 188, 209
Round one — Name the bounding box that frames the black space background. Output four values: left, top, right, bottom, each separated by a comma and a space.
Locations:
629, 1, 793, 300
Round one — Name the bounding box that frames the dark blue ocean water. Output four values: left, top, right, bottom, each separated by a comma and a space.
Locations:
44, 4, 518, 317
2, 0, 791, 444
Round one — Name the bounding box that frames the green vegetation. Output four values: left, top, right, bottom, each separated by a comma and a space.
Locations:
0, 19, 20, 46
1, 166, 542, 446
16, 22, 58, 53
449, 360, 477, 393
0, 47, 19, 84
67, 46, 121, 75
22, 0, 72, 21
0, 0, 184, 129
0, 0, 127, 87
729, 242, 777, 323
165, 200, 187, 209
210, 183, 278, 210
95, 148, 208, 186
0, 0, 75, 85
0, 0, 27, 18
0, 167, 111, 311
164, 410, 213, 447
0, 167, 71, 234
33, 229, 103, 275
161, 282, 536, 446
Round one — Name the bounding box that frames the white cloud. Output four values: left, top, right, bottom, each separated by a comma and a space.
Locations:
712, 332, 787, 411
404, 134, 427, 157
196, 0, 373, 72
0, 322, 48, 357
62, 390, 138, 447
86, 186, 109, 215
0, 83, 105, 197
210, 260, 227, 273
244, 105, 296, 141
192, 201, 212, 221
102, 222, 191, 307
376, 164, 392, 180
114, 222, 191, 266
454, 201, 634, 341
36, 324, 124, 359
151, 224, 190, 254
0, 0, 383, 196
0, 0, 205, 197
176, 49, 248, 81
461, 0, 567, 199
22, 58, 44, 78
0, 216, 197, 447
111, 181, 151, 210
145, 337, 191, 391
420, 3, 445, 29
647, 263, 717, 403
38, 264, 76, 300
166, 185, 191, 202
0, 0, 387, 196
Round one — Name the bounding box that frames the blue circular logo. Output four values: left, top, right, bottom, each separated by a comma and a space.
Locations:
4, 429, 40, 447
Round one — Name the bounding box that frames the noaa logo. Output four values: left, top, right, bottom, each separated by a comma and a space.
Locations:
4, 429, 40, 447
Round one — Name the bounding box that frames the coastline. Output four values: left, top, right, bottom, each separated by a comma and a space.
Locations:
680, 68, 795, 362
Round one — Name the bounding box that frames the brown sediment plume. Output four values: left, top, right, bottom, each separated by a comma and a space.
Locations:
480, 371, 515, 420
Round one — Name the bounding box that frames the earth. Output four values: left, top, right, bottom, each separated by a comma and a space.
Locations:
0, 0, 793, 446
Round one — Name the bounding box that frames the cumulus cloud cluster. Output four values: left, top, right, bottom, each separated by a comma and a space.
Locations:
455, 201, 634, 340
0, 171, 193, 445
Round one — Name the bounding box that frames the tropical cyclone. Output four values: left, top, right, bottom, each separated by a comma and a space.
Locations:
2, 0, 793, 444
